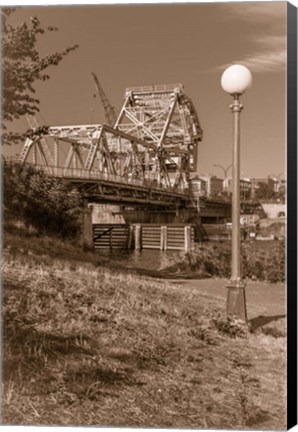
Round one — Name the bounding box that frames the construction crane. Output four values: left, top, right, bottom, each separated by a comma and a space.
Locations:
91, 72, 117, 127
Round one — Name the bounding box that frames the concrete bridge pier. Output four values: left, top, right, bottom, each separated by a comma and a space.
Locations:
134, 224, 142, 251
184, 225, 192, 252
80, 201, 94, 250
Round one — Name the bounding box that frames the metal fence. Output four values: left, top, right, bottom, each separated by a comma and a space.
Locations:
14, 162, 188, 197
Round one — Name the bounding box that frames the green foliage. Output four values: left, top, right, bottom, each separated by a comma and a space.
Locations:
2, 7, 78, 144
276, 185, 286, 203
210, 313, 248, 339
255, 181, 276, 200
3, 160, 81, 238
184, 243, 231, 278
242, 241, 285, 283
164, 240, 285, 283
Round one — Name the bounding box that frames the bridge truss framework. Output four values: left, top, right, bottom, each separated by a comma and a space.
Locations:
20, 83, 203, 192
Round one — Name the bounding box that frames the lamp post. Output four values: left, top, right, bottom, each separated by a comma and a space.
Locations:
213, 163, 232, 193
213, 164, 232, 179
221, 64, 252, 322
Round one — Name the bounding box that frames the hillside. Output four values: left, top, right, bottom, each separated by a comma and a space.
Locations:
2, 229, 286, 429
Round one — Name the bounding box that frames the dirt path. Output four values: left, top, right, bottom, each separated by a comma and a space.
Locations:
168, 278, 286, 331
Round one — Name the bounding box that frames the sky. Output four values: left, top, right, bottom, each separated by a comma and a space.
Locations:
2, 0, 289, 179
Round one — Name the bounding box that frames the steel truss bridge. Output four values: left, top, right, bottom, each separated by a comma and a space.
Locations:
19, 83, 229, 217
28, 164, 193, 208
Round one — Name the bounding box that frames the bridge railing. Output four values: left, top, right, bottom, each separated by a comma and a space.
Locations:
24, 163, 188, 195
30, 164, 146, 186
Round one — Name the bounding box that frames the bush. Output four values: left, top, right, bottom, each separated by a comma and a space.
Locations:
3, 159, 81, 239
210, 313, 248, 339
184, 243, 231, 278
242, 241, 285, 283
163, 240, 285, 283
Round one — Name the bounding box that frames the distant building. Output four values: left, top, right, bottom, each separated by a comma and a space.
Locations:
279, 179, 286, 193
224, 177, 252, 200
250, 176, 274, 198
271, 177, 286, 194
240, 178, 252, 200
201, 175, 223, 197
189, 176, 207, 197
252, 177, 272, 184
261, 203, 286, 218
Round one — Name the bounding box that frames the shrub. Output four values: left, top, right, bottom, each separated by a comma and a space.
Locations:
3, 159, 81, 239
183, 243, 231, 278
210, 313, 248, 339
163, 240, 285, 283
242, 241, 285, 283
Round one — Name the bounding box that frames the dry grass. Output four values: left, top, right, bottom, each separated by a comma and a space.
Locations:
2, 232, 286, 429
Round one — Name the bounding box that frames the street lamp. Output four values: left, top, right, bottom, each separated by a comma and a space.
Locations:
221, 64, 252, 322
213, 163, 232, 193
213, 164, 232, 179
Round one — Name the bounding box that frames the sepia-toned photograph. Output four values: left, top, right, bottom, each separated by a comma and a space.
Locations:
1, 0, 295, 429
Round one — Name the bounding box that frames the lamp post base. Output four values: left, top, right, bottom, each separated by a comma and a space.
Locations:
226, 280, 247, 322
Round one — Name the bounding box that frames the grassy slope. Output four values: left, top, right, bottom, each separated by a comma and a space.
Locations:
2, 232, 286, 429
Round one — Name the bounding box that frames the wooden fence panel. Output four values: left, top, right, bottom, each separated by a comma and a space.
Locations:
93, 224, 129, 249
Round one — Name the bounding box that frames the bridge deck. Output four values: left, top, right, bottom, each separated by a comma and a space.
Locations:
31, 164, 192, 207
22, 162, 231, 216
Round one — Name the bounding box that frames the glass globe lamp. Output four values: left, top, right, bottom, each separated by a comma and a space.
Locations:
221, 64, 252, 96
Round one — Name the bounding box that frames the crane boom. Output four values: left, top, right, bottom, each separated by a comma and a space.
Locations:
91, 72, 117, 127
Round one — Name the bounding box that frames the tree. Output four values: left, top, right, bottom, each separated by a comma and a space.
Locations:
276, 184, 286, 203
2, 7, 78, 144
3, 159, 81, 238
255, 181, 276, 201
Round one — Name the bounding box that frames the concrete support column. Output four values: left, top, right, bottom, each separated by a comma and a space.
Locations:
134, 224, 142, 251
184, 225, 191, 252
161, 226, 167, 251
128, 225, 134, 249
81, 202, 93, 250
